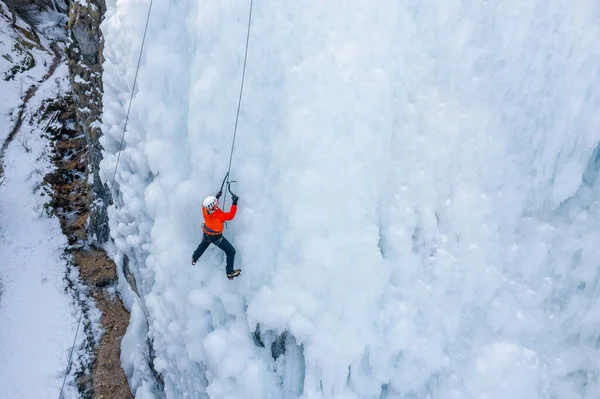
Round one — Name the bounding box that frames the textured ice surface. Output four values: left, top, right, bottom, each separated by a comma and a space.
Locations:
102, 1, 600, 397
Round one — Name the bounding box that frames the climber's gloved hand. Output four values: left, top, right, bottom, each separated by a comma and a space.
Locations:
232, 194, 239, 205
216, 190, 222, 199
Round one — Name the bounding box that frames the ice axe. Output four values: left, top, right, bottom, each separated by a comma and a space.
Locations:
218, 172, 238, 205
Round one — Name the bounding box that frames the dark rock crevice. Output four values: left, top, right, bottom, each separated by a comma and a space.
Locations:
252, 324, 306, 395
66, 0, 111, 243
43, 93, 133, 398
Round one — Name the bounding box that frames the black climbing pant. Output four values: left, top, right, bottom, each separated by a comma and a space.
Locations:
192, 233, 236, 275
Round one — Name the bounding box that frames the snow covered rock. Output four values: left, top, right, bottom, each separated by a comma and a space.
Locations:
67, 0, 110, 243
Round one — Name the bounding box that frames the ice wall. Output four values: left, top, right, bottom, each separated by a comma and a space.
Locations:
101, 0, 600, 398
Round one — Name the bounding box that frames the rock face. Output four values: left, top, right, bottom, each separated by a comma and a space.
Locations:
67, 0, 111, 243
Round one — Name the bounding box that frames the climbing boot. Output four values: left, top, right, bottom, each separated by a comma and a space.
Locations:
227, 269, 241, 280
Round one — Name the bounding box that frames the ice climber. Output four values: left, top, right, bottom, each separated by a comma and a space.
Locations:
191, 190, 241, 280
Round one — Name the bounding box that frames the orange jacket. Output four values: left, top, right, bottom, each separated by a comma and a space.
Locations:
202, 205, 237, 235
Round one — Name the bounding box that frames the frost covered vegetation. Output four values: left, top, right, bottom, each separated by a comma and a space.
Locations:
102, 0, 600, 398
0, 3, 84, 397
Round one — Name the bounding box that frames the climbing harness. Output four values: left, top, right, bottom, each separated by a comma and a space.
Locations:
58, 0, 154, 398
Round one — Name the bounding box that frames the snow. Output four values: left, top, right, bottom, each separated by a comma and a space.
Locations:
0, 5, 80, 399
0, 10, 53, 144
0, 62, 80, 398
101, 0, 600, 398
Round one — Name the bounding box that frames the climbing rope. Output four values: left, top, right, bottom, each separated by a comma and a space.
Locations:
110, 0, 154, 191
223, 0, 254, 205
59, 0, 250, 394
57, 310, 83, 398
58, 0, 153, 398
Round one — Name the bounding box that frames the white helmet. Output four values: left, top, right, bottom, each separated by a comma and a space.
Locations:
203, 196, 218, 211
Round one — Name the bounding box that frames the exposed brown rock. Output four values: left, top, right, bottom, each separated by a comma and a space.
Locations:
2, 4, 133, 397
44, 95, 132, 399
74, 248, 133, 399
67, 0, 111, 244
